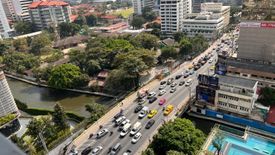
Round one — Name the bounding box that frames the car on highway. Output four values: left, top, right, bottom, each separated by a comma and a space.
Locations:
138, 98, 146, 105
81, 146, 92, 155
114, 116, 126, 126
170, 87, 176, 93
148, 96, 157, 103
189, 69, 194, 75
183, 70, 189, 78
179, 81, 185, 86
131, 132, 142, 144
91, 146, 103, 155
185, 79, 192, 86
134, 105, 143, 113
160, 81, 166, 85
130, 122, 142, 136
175, 74, 182, 79
159, 85, 166, 90
208, 58, 213, 63
147, 92, 156, 99
159, 98, 166, 105
171, 82, 177, 87
164, 105, 174, 116
109, 143, 121, 155
158, 90, 166, 96
96, 128, 109, 139
113, 112, 123, 120
145, 119, 155, 129
148, 109, 158, 118
167, 78, 174, 85
122, 150, 132, 155
139, 106, 149, 118
120, 123, 131, 137
119, 119, 130, 131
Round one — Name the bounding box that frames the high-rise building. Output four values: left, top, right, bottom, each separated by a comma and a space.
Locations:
29, 0, 71, 30
0, 2, 13, 38
133, 0, 155, 15
1, 0, 16, 20
192, 0, 241, 13
0, 71, 19, 117
160, 0, 192, 36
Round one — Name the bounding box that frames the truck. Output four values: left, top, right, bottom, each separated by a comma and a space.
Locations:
137, 88, 149, 99
130, 122, 142, 136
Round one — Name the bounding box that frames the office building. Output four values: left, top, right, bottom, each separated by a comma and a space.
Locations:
29, 0, 71, 30
237, 21, 275, 64
0, 71, 19, 117
215, 76, 258, 116
201, 2, 230, 27
160, 0, 192, 36
133, 0, 155, 15
0, 2, 13, 38
1, 0, 16, 20
182, 12, 225, 40
193, 0, 241, 13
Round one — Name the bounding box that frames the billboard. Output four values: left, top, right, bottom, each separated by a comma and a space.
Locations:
196, 85, 216, 105
198, 74, 219, 88
240, 22, 275, 29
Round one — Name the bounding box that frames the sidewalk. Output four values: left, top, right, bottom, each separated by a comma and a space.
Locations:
71, 79, 160, 149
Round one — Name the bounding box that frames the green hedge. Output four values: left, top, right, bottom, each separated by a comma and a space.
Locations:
24, 108, 53, 115
66, 112, 84, 122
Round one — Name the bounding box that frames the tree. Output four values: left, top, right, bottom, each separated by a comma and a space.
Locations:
131, 33, 159, 49
179, 37, 192, 56
14, 21, 35, 35
0, 40, 13, 55
160, 46, 178, 61
48, 64, 89, 89
142, 6, 157, 21
151, 118, 206, 155
142, 148, 155, 155
212, 131, 224, 155
173, 32, 186, 42
74, 15, 87, 26
85, 102, 106, 122
52, 104, 69, 130
190, 35, 208, 54
258, 87, 275, 106
86, 15, 98, 26
131, 16, 145, 29
26, 116, 52, 139
105, 39, 134, 53
58, 22, 81, 38
13, 38, 29, 52
30, 33, 51, 54
166, 150, 185, 155
104, 69, 133, 92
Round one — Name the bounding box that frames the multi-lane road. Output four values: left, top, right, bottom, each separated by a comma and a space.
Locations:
76, 52, 218, 155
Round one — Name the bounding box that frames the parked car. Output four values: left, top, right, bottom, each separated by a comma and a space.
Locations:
145, 120, 155, 129
158, 90, 166, 96
134, 105, 143, 113
96, 128, 109, 139
131, 132, 142, 144
170, 87, 176, 93
91, 146, 103, 155
148, 97, 157, 103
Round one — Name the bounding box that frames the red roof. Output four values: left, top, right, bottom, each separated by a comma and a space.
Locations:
29, 0, 68, 9
100, 15, 118, 20
266, 105, 275, 125
70, 15, 78, 22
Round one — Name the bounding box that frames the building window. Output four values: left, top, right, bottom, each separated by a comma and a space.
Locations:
251, 74, 257, 78
228, 104, 238, 109
240, 106, 249, 112
218, 101, 227, 107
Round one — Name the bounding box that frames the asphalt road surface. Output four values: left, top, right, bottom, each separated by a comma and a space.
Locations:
77, 47, 219, 155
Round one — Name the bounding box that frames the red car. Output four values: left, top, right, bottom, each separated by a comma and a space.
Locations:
159, 98, 166, 105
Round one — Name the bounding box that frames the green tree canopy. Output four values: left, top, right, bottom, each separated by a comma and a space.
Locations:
142, 148, 155, 155
58, 22, 81, 38
30, 33, 51, 54
48, 64, 89, 89
179, 37, 192, 56
74, 15, 87, 26
166, 150, 185, 155
151, 118, 206, 155
104, 69, 133, 92
14, 21, 35, 35
13, 38, 29, 52
85, 102, 106, 122
173, 32, 186, 42
190, 35, 208, 53
52, 104, 69, 130
131, 16, 145, 29
86, 15, 98, 26
142, 6, 157, 21
258, 87, 275, 106
131, 33, 159, 49
160, 46, 178, 61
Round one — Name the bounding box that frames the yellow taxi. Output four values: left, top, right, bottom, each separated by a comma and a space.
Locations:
147, 109, 158, 118
164, 105, 174, 116
209, 65, 215, 71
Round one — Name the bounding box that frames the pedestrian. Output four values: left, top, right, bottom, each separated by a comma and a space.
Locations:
121, 102, 124, 106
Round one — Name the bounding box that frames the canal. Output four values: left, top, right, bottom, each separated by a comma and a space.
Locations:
7, 78, 114, 117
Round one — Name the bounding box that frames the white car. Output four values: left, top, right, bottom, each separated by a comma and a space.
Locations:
185, 79, 192, 86
208, 58, 213, 63
131, 132, 142, 144
119, 119, 130, 130
96, 128, 109, 138
147, 92, 156, 98
159, 85, 166, 90
91, 146, 103, 155
138, 110, 147, 118
158, 90, 166, 96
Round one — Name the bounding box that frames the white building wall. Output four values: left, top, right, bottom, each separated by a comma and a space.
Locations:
133, 0, 155, 15
0, 2, 12, 38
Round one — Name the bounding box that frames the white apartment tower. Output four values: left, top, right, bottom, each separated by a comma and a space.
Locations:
133, 0, 155, 15
0, 71, 19, 117
0, 2, 12, 38
160, 0, 192, 36
1, 0, 33, 21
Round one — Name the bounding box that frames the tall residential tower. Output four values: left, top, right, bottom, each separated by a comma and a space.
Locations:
133, 0, 155, 15
0, 2, 13, 38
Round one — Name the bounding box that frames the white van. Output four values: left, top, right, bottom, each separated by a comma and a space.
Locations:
130, 122, 142, 136
138, 106, 149, 118
120, 123, 131, 137
185, 79, 192, 86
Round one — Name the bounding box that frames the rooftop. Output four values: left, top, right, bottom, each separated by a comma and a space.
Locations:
0, 134, 25, 155
219, 75, 257, 88
29, 0, 69, 9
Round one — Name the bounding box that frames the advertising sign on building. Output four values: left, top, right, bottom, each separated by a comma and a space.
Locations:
240, 22, 275, 28
198, 74, 219, 88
